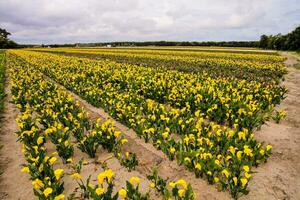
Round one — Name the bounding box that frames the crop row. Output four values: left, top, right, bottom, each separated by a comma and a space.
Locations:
33, 48, 286, 82
16, 50, 286, 131
7, 53, 195, 200
35, 47, 284, 62
7, 53, 142, 199
10, 50, 274, 198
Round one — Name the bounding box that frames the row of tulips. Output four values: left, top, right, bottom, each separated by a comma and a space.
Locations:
8, 52, 195, 199
17, 106, 66, 200
8, 53, 137, 168
12, 50, 286, 131
7, 53, 131, 199
40, 47, 284, 62
32, 47, 286, 82
16, 108, 150, 200
9, 50, 274, 198
71, 162, 196, 200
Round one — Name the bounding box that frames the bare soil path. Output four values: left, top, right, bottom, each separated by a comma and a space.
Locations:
0, 80, 34, 200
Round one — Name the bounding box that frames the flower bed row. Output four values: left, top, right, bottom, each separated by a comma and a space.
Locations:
9, 50, 275, 198
33, 47, 286, 82
13, 50, 286, 131
8, 52, 195, 200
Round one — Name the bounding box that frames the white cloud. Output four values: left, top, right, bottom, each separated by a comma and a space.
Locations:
0, 0, 299, 44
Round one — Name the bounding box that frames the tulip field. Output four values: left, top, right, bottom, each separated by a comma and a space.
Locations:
0, 48, 289, 200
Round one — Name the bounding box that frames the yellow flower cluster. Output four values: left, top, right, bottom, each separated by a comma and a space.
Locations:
32, 47, 286, 82
7, 52, 135, 200
8, 49, 281, 198
12, 50, 286, 131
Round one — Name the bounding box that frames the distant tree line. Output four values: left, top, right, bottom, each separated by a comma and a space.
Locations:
63, 41, 259, 48
0, 28, 19, 48
103, 41, 259, 47
259, 26, 300, 51
2, 25, 299, 51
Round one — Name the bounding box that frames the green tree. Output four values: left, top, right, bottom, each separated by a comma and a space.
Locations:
0, 28, 11, 40
259, 35, 269, 48
259, 26, 300, 51
0, 28, 18, 48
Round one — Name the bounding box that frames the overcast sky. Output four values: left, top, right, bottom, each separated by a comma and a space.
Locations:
0, 0, 299, 44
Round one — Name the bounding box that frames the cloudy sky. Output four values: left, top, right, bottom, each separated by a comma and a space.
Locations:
0, 0, 299, 44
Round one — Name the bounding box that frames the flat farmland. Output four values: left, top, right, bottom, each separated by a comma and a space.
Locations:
0, 47, 299, 200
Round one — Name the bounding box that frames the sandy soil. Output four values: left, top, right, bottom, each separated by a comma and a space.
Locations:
0, 80, 34, 199
0, 51, 299, 200
240, 52, 300, 200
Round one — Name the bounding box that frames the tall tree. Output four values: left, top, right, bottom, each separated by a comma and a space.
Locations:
0, 28, 11, 40
259, 35, 269, 48
259, 26, 300, 51
0, 28, 18, 48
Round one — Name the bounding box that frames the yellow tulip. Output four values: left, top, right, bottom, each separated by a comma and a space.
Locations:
178, 189, 185, 197
49, 157, 57, 165
21, 166, 30, 173
233, 177, 238, 186
214, 177, 219, 183
32, 179, 44, 189
54, 169, 64, 180
54, 194, 65, 200
95, 187, 105, 196
195, 163, 201, 170
243, 165, 250, 172
221, 169, 230, 178
129, 176, 140, 185
169, 181, 175, 188
43, 187, 53, 197
119, 188, 127, 198
71, 173, 82, 180
240, 178, 248, 187
37, 136, 44, 145
121, 138, 128, 144
175, 179, 188, 190
149, 182, 155, 188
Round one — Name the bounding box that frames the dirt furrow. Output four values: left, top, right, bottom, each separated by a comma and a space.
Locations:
0, 80, 34, 200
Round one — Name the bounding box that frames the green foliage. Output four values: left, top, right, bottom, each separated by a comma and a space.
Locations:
0, 28, 18, 49
147, 168, 170, 198
119, 152, 138, 171
77, 134, 99, 158
45, 41, 259, 48
259, 26, 300, 51
272, 109, 286, 123
147, 168, 196, 200
125, 181, 150, 200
